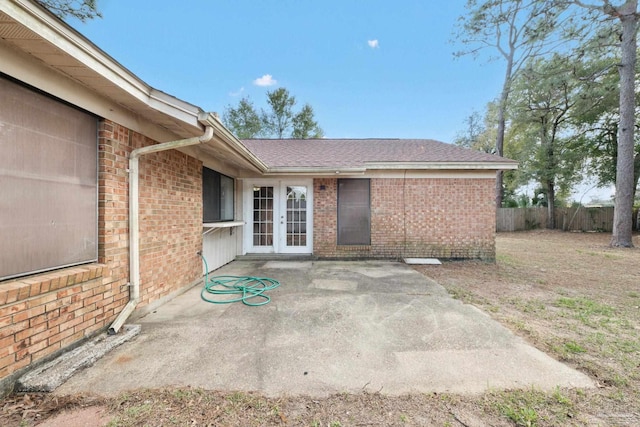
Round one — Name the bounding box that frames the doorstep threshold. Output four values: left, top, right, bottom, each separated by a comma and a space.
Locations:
237, 254, 316, 261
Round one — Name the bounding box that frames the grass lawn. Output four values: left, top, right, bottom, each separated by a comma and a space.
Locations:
422, 230, 640, 426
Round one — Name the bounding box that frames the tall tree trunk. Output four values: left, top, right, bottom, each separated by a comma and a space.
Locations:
633, 152, 640, 230
611, 3, 637, 247
634, 152, 640, 203
495, 115, 505, 208
495, 55, 514, 208
547, 181, 556, 229
541, 120, 556, 229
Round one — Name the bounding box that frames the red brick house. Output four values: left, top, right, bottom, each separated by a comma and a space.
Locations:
0, 0, 516, 393
239, 139, 515, 259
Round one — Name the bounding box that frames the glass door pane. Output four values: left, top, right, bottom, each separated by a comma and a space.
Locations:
252, 186, 273, 246
285, 186, 307, 247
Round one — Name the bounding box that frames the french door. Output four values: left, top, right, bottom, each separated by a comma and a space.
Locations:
244, 179, 313, 254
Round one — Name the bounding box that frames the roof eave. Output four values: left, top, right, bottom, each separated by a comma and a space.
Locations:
198, 113, 268, 173
2, 1, 268, 173
263, 167, 367, 176
5, 0, 197, 123
263, 162, 518, 174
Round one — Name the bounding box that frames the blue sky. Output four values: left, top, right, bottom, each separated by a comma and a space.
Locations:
67, 1, 506, 143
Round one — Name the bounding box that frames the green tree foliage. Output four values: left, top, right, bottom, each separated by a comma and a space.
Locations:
455, 0, 639, 245
454, 104, 499, 154
223, 97, 262, 139
570, 50, 640, 207
36, 0, 101, 21
224, 88, 323, 139
509, 54, 587, 227
497, 118, 534, 207
565, 0, 639, 246
261, 88, 296, 138
292, 104, 324, 139
569, 47, 625, 185
455, 102, 526, 206
454, 0, 569, 207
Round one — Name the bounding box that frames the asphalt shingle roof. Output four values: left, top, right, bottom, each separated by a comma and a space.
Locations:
240, 138, 516, 169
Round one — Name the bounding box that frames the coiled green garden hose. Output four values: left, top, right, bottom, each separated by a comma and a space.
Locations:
199, 254, 280, 306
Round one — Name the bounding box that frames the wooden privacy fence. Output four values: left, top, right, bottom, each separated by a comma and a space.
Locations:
496, 207, 627, 232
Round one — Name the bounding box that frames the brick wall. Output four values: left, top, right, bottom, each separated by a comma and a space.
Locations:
99, 120, 203, 308
313, 177, 496, 260
132, 127, 203, 307
0, 266, 113, 381
0, 119, 204, 387
312, 179, 339, 257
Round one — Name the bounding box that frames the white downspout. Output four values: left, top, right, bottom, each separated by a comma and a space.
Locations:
108, 125, 214, 335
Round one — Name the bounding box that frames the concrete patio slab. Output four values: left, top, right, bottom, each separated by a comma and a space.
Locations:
55, 260, 593, 397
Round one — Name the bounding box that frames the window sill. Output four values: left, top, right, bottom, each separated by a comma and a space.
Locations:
0, 264, 105, 306
202, 221, 245, 236
203, 221, 245, 228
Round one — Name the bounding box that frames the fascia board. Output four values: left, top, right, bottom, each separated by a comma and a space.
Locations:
260, 162, 517, 175
198, 113, 268, 172
262, 167, 367, 176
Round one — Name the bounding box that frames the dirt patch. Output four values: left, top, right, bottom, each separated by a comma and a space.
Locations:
38, 406, 110, 427
0, 393, 107, 426
420, 230, 640, 425
2, 230, 639, 426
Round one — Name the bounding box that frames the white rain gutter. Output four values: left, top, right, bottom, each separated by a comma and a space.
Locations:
263, 167, 367, 176
107, 124, 214, 335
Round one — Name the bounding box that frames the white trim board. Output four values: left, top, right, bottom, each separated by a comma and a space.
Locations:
403, 258, 442, 265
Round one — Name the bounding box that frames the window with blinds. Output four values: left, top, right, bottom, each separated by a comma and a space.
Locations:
0, 76, 98, 280
202, 167, 234, 222
337, 179, 371, 245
